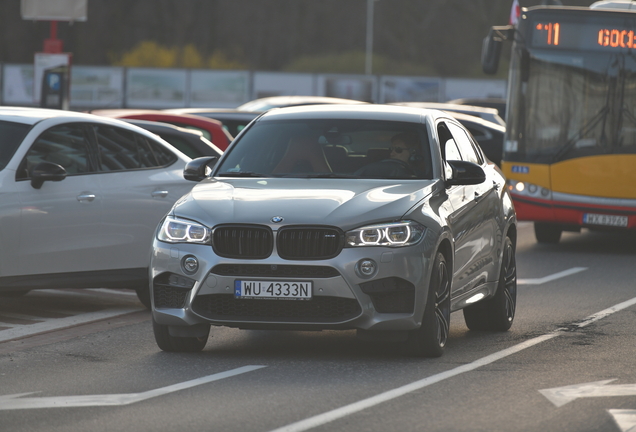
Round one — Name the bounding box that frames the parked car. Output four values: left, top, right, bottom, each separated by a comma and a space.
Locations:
389, 102, 505, 126
89, 109, 233, 150
150, 104, 517, 356
447, 97, 507, 120
123, 119, 223, 159
436, 112, 505, 166
163, 108, 262, 137
236, 95, 369, 112
0, 107, 197, 308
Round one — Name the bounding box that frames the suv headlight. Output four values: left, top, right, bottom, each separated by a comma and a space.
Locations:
345, 221, 425, 247
157, 216, 211, 244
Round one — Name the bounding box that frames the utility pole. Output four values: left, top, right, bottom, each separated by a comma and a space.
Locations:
365, 0, 377, 75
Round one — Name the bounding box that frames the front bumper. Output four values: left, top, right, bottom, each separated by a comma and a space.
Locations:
150, 233, 436, 332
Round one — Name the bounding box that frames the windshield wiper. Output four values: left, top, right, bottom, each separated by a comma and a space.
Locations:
217, 171, 266, 177
551, 105, 610, 163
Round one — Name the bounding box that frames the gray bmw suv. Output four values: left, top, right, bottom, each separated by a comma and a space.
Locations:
150, 104, 517, 357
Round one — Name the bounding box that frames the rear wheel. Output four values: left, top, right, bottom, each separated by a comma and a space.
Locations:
534, 222, 562, 244
405, 252, 451, 357
153, 318, 210, 352
463, 236, 517, 331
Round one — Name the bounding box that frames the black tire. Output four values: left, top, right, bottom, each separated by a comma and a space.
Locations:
534, 222, 562, 244
135, 285, 151, 310
406, 252, 451, 357
463, 236, 517, 331
153, 318, 210, 352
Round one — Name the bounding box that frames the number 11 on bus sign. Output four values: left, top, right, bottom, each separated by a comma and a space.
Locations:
536, 22, 561, 45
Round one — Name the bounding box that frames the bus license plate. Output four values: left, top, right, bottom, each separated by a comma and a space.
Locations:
583, 213, 628, 227
234, 280, 312, 300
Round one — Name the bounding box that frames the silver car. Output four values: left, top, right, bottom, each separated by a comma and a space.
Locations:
0, 107, 195, 307
150, 105, 517, 357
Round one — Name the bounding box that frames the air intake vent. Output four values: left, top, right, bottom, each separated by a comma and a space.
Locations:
212, 225, 273, 259
277, 226, 343, 260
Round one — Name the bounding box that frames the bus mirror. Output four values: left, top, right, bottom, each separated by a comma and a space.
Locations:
482, 26, 514, 75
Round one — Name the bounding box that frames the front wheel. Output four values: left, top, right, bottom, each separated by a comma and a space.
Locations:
463, 236, 517, 331
405, 252, 451, 357
153, 318, 210, 352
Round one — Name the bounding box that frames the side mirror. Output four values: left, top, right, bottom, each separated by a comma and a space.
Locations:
482, 25, 513, 75
184, 156, 218, 182
30, 161, 67, 189
445, 160, 486, 187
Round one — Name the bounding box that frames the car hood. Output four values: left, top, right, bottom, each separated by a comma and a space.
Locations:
172, 178, 436, 230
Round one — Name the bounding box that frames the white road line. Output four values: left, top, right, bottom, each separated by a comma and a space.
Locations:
609, 409, 636, 432
85, 288, 137, 296
0, 365, 266, 410
0, 307, 143, 343
518, 267, 588, 285
268, 295, 636, 432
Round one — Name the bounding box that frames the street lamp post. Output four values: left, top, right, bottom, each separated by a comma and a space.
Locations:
365, 0, 376, 75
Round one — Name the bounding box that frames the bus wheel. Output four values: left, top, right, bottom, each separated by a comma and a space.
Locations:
534, 222, 562, 244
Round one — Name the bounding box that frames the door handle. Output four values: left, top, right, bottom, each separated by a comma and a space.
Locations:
152, 190, 169, 198
76, 193, 96, 202
474, 191, 483, 202
493, 180, 501, 191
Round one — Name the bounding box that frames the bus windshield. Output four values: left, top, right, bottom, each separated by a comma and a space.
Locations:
506, 51, 636, 163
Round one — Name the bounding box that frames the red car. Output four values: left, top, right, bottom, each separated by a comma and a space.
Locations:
90, 109, 233, 150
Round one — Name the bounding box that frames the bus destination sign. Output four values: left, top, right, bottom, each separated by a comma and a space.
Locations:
532, 19, 636, 51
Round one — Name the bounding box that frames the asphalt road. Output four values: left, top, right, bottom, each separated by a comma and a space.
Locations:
1, 222, 635, 432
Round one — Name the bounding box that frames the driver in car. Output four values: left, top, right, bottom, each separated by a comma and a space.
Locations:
356, 132, 423, 178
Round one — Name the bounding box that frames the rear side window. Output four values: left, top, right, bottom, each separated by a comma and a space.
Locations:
0, 121, 30, 171
93, 126, 177, 171
17, 124, 93, 179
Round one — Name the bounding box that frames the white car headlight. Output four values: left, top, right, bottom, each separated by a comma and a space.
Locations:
157, 216, 211, 244
345, 221, 425, 247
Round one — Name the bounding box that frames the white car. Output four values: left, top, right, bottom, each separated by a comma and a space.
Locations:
0, 107, 196, 307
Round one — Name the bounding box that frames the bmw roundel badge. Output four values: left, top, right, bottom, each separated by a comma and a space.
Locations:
271, 216, 284, 223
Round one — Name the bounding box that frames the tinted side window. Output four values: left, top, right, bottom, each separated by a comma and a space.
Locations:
138, 135, 178, 167
448, 123, 481, 164
0, 121, 30, 171
93, 126, 176, 171
94, 126, 139, 171
18, 124, 92, 179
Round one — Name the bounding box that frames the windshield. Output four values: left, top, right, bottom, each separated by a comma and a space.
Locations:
0, 121, 31, 171
215, 119, 432, 180
506, 50, 636, 163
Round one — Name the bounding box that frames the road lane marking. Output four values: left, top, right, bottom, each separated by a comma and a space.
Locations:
609, 410, 636, 432
268, 295, 636, 432
0, 365, 266, 410
540, 379, 636, 407
518, 267, 587, 285
0, 307, 142, 343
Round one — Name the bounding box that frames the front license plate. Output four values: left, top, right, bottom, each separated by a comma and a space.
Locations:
234, 280, 312, 300
583, 213, 628, 227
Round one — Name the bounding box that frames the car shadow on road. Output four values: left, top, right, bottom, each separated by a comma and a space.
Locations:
531, 229, 636, 255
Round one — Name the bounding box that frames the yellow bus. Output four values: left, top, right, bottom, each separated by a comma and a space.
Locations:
483, 1, 636, 243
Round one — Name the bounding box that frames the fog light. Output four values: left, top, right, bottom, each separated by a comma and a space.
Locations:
357, 259, 377, 278
182, 255, 199, 274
